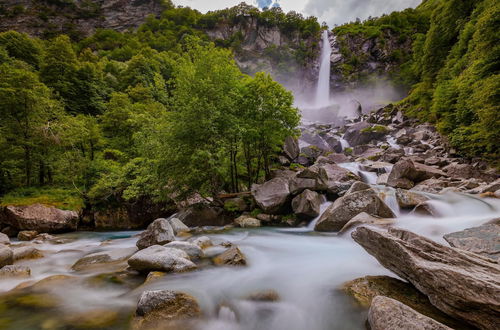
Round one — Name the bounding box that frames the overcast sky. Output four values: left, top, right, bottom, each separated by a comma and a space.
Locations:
174, 0, 421, 26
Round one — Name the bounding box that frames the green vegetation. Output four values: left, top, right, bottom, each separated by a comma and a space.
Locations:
0, 3, 302, 210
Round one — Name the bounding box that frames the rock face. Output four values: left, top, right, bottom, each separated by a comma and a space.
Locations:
136, 218, 175, 250
368, 296, 452, 330
127, 245, 196, 273
251, 177, 291, 214
387, 159, 446, 189
291, 189, 323, 220
1, 204, 78, 233
352, 227, 500, 330
134, 290, 201, 330
444, 223, 499, 260
315, 187, 395, 232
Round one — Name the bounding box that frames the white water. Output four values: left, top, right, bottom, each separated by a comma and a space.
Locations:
315, 30, 332, 108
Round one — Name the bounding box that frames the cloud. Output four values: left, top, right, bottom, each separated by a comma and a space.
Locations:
304, 0, 421, 26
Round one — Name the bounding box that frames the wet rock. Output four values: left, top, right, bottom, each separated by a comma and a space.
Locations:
213, 246, 247, 266
368, 296, 452, 330
1, 204, 78, 233
0, 265, 31, 278
395, 189, 429, 209
352, 227, 500, 329
189, 236, 213, 249
251, 177, 291, 214
338, 212, 395, 234
136, 218, 175, 250
127, 245, 196, 273
0, 232, 9, 245
245, 290, 280, 302
71, 247, 137, 271
411, 178, 450, 193
164, 241, 203, 259
17, 230, 38, 241
167, 217, 189, 235
291, 189, 323, 220
444, 223, 499, 260
62, 309, 120, 329
133, 290, 201, 330
0, 247, 14, 268
315, 188, 395, 232
376, 173, 389, 185
224, 197, 248, 212
234, 215, 261, 228
283, 136, 300, 160
33, 233, 57, 242
387, 159, 446, 189
12, 246, 44, 261
176, 203, 232, 227
144, 271, 167, 284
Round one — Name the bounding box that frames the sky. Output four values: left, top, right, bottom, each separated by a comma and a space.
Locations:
174, 0, 422, 27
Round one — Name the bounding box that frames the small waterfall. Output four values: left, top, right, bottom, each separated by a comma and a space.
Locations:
307, 200, 332, 230
315, 30, 332, 108
338, 162, 378, 185
339, 137, 350, 151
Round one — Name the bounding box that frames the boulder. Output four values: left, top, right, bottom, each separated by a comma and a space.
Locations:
388, 159, 447, 189
344, 122, 388, 146
396, 189, 429, 209
1, 204, 78, 233
164, 241, 203, 259
167, 217, 189, 235
71, 247, 137, 271
133, 290, 201, 330
368, 296, 452, 330
299, 132, 331, 151
291, 190, 323, 220
234, 215, 261, 228
176, 203, 232, 227
12, 246, 44, 261
127, 245, 196, 273
136, 218, 175, 250
213, 246, 247, 266
444, 223, 499, 260
17, 230, 38, 241
315, 153, 350, 164
0, 232, 9, 245
0, 246, 14, 268
315, 188, 395, 232
411, 178, 450, 193
338, 212, 395, 234
189, 236, 212, 249
352, 227, 500, 330
283, 136, 300, 160
251, 177, 291, 214
0, 265, 31, 278
444, 163, 497, 181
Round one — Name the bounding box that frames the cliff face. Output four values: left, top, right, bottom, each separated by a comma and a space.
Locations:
0, 0, 164, 39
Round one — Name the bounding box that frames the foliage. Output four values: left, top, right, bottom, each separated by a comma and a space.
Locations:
0, 187, 83, 210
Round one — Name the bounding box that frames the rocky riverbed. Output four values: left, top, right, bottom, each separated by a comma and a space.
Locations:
0, 106, 499, 329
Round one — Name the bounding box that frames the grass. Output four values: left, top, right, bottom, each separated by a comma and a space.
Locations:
0, 187, 84, 211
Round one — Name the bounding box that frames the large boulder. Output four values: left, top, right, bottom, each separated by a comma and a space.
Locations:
315, 187, 395, 232
0, 246, 13, 268
444, 163, 497, 181
395, 189, 429, 209
368, 296, 452, 330
344, 122, 389, 147
251, 177, 291, 214
133, 290, 201, 330
352, 227, 500, 330
164, 241, 203, 259
0, 232, 9, 245
71, 247, 137, 271
444, 223, 499, 260
136, 218, 175, 250
176, 203, 231, 227
167, 217, 189, 235
1, 204, 78, 233
387, 159, 446, 189
291, 190, 323, 220
283, 136, 300, 160
338, 212, 395, 234
127, 245, 196, 273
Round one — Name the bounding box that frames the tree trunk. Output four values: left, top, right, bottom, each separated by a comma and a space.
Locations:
24, 146, 31, 186
38, 160, 45, 186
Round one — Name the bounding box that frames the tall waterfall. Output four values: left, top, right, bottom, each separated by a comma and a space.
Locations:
315, 30, 332, 108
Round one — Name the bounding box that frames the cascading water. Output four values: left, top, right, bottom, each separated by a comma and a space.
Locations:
315, 30, 332, 108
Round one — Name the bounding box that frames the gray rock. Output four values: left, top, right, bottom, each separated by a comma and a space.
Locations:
444, 223, 499, 260
136, 218, 175, 250
12, 246, 43, 261
396, 189, 429, 209
127, 245, 196, 273
213, 246, 247, 266
71, 247, 137, 271
315, 188, 395, 232
164, 241, 204, 259
0, 232, 9, 245
344, 122, 388, 146
283, 136, 300, 160
0, 246, 13, 268
388, 159, 446, 189
292, 189, 324, 220
176, 203, 232, 227
0, 265, 31, 278
234, 215, 261, 228
2, 204, 78, 233
368, 296, 452, 330
189, 236, 213, 249
167, 217, 189, 235
352, 227, 500, 330
251, 177, 291, 214
338, 212, 395, 234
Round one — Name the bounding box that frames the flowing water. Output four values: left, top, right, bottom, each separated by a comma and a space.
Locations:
315, 30, 332, 108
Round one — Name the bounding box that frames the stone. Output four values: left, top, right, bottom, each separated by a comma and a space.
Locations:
71, 247, 137, 271
338, 212, 395, 234
444, 163, 497, 181
411, 178, 450, 193
345, 181, 371, 195
387, 159, 446, 189
368, 296, 452, 330
234, 215, 261, 228
396, 189, 429, 209
1, 204, 78, 233
245, 290, 280, 302
127, 245, 196, 273
213, 246, 247, 266
0, 246, 14, 268
251, 177, 291, 214
136, 218, 175, 250
288, 176, 319, 195
315, 153, 350, 164
0, 265, 31, 278
17, 230, 38, 241
344, 122, 388, 147
352, 227, 500, 330
62, 309, 119, 329
189, 236, 213, 249
0, 232, 9, 245
164, 241, 203, 259
144, 271, 167, 284
444, 223, 499, 260
12, 246, 44, 261
133, 290, 201, 330
176, 203, 232, 227
291, 189, 323, 220
283, 136, 300, 160
315, 188, 395, 232
167, 217, 189, 235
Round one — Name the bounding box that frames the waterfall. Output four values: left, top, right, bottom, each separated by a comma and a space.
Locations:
315, 30, 332, 108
